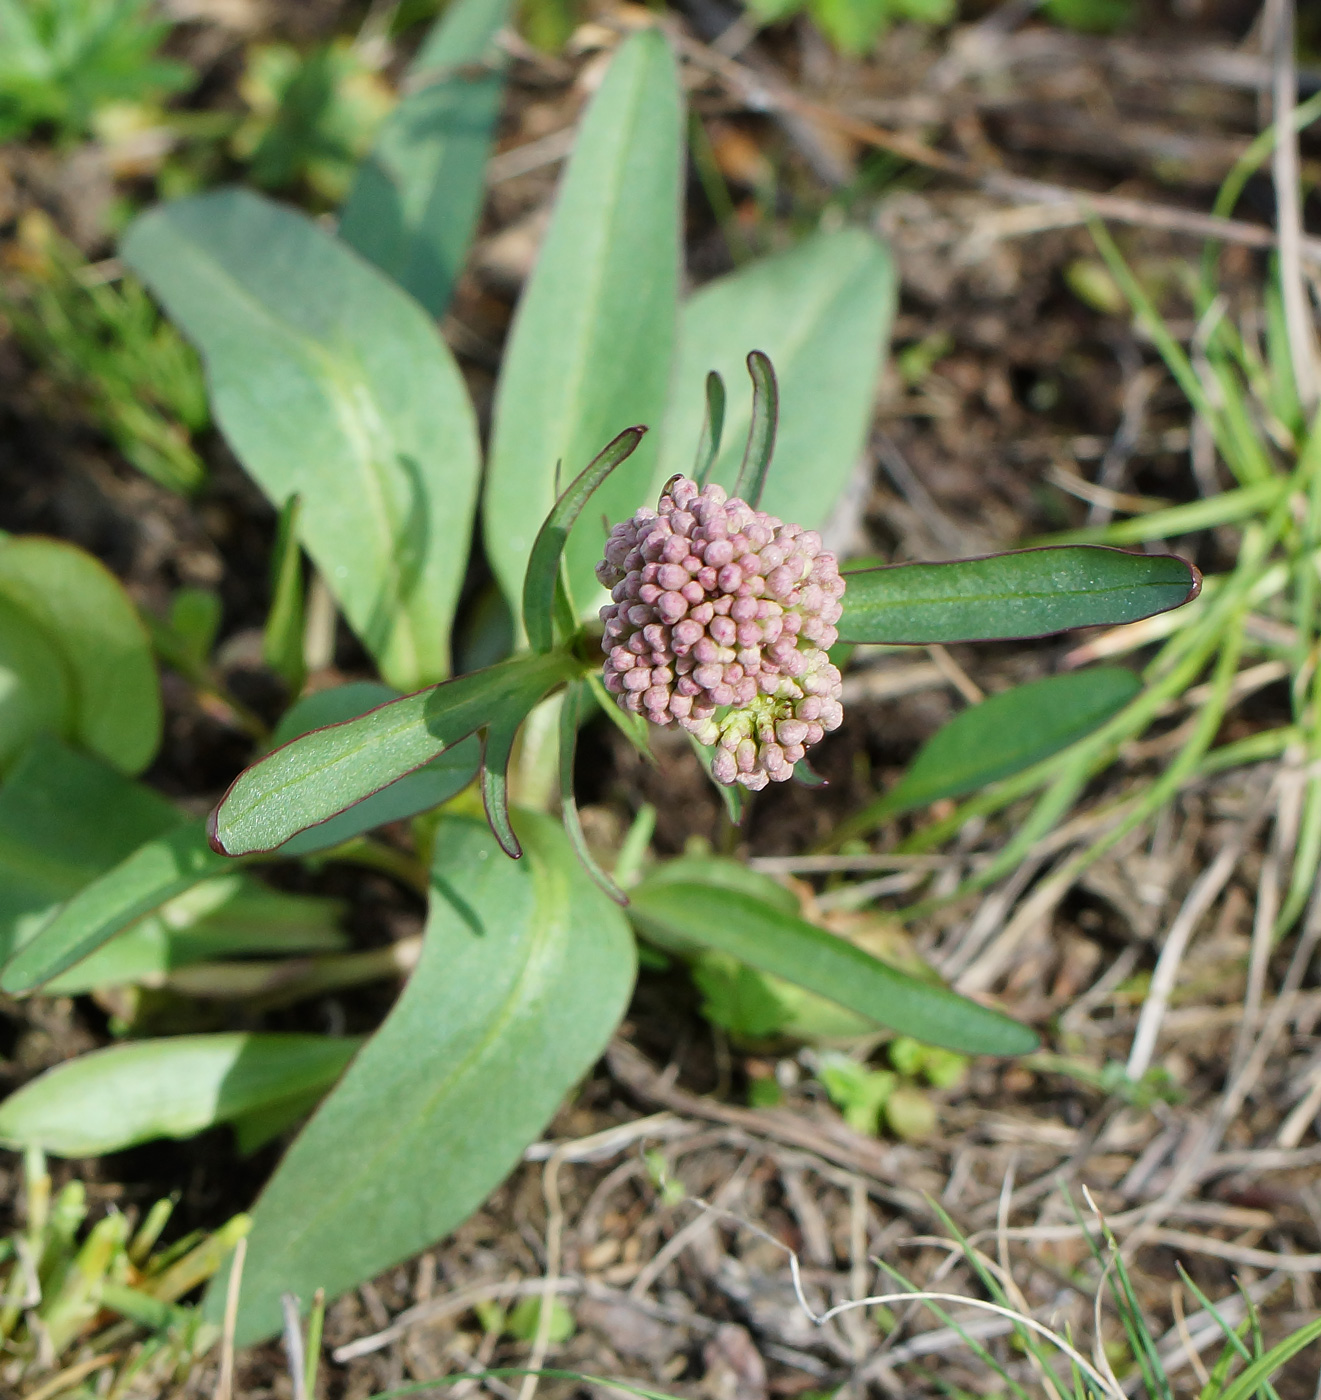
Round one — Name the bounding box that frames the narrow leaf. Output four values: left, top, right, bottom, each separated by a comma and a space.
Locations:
0, 737, 179, 966
840, 547, 1201, 645
0, 1033, 360, 1157
43, 883, 347, 996
693, 371, 725, 486
122, 189, 482, 690
847, 668, 1142, 833
480, 720, 521, 858
655, 227, 895, 529
0, 537, 161, 773
269, 682, 481, 856
484, 29, 682, 615
732, 351, 778, 508
1, 819, 231, 993
205, 812, 636, 1346
522, 426, 646, 654
211, 650, 578, 856
338, 0, 511, 316
627, 880, 1037, 1054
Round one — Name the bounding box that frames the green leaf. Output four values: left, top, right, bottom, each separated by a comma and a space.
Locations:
840, 547, 1201, 644
262, 495, 305, 692
638, 854, 799, 915
0, 593, 71, 772
627, 880, 1037, 1054
205, 811, 636, 1346
121, 188, 482, 690
732, 351, 778, 509
338, 0, 511, 316
522, 426, 647, 653
268, 682, 481, 856
0, 1033, 360, 1157
43, 880, 347, 996
0, 737, 346, 994
484, 29, 682, 616
693, 370, 725, 485
1, 819, 232, 993
1218, 1315, 1321, 1400
0, 536, 161, 773
858, 668, 1141, 825
211, 650, 578, 856
655, 228, 894, 528
0, 737, 179, 966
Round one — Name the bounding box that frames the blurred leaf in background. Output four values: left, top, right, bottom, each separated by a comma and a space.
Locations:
0, 0, 192, 143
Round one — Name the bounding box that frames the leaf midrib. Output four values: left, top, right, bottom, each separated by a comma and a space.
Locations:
151, 218, 425, 672
254, 824, 574, 1269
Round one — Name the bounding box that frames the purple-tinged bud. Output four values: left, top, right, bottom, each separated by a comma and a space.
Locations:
599, 475, 846, 789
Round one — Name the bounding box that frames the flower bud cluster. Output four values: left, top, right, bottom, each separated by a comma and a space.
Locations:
597, 475, 845, 790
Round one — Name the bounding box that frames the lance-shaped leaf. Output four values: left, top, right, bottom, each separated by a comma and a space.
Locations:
837, 668, 1142, 842
840, 547, 1201, 645
0, 737, 180, 965
269, 682, 481, 857
0, 536, 161, 774
204, 812, 636, 1346
522, 426, 646, 653
121, 188, 481, 690
338, 0, 511, 315
627, 879, 1036, 1055
1, 820, 231, 993
211, 650, 579, 856
655, 227, 894, 528
484, 29, 682, 615
0, 1033, 360, 1157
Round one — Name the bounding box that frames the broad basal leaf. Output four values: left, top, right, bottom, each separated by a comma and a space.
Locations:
338, 0, 510, 316
628, 878, 1036, 1055
0, 536, 161, 773
861, 667, 1142, 824
655, 228, 895, 529
211, 649, 577, 856
840, 547, 1200, 644
0, 1033, 360, 1157
121, 188, 482, 690
484, 29, 681, 616
206, 811, 636, 1346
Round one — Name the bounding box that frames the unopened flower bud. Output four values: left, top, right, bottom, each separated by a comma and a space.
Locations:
598, 475, 845, 789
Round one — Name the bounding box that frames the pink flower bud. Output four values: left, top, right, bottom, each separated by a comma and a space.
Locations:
598, 474, 846, 790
